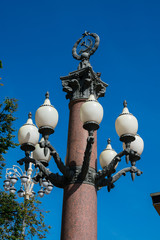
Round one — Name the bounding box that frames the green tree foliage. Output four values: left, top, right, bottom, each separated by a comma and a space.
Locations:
0, 66, 51, 238
0, 98, 18, 177
0, 191, 51, 240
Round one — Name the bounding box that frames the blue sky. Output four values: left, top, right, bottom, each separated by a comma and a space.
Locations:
1, 0, 160, 239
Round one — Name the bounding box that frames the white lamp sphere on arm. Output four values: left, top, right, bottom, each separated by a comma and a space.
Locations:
38, 188, 45, 198
20, 172, 28, 184
123, 134, 144, 156
18, 112, 39, 150
115, 101, 138, 140
100, 139, 118, 169
10, 186, 16, 194
10, 174, 18, 185
17, 188, 24, 198
35, 92, 59, 131
33, 138, 51, 164
80, 94, 103, 131
4, 179, 10, 187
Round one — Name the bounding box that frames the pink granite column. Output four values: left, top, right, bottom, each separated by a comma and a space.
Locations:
61, 99, 97, 240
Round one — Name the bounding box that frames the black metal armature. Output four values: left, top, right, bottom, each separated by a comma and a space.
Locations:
34, 160, 66, 188
95, 143, 143, 192
97, 166, 142, 192
18, 127, 142, 193
18, 155, 66, 188
17, 129, 96, 188
39, 139, 73, 179
80, 132, 95, 180
17, 33, 143, 193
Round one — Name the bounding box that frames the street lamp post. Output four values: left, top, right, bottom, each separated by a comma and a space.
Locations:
15, 32, 144, 240
4, 163, 35, 199
4, 161, 54, 199
3, 160, 54, 237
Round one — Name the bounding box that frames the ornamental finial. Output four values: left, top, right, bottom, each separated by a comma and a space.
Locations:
28, 112, 32, 119
123, 100, 127, 108
45, 92, 49, 99
72, 32, 100, 67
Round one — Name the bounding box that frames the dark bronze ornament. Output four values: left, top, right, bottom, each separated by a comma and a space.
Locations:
72, 31, 100, 62
61, 32, 107, 101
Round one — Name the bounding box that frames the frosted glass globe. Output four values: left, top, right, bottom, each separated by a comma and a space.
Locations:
115, 102, 138, 137
10, 174, 18, 185
10, 186, 16, 194
45, 189, 51, 195
42, 179, 48, 188
47, 183, 53, 191
123, 134, 144, 156
18, 113, 39, 146
38, 188, 44, 198
4, 179, 10, 187
35, 92, 58, 130
80, 94, 103, 125
20, 173, 28, 184
100, 140, 118, 168
18, 188, 24, 198
33, 138, 51, 163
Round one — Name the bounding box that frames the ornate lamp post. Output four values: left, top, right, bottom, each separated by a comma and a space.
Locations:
3, 160, 53, 237
3, 156, 54, 199
16, 32, 144, 240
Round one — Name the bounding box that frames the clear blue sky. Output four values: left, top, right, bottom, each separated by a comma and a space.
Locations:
1, 0, 160, 239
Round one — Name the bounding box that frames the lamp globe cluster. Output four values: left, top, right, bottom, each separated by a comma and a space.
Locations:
80, 97, 144, 169
18, 92, 58, 156
3, 164, 54, 199
115, 100, 144, 156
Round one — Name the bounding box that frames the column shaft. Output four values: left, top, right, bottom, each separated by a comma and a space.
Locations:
61, 99, 97, 240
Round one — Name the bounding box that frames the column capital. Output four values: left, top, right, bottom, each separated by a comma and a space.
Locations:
60, 66, 108, 101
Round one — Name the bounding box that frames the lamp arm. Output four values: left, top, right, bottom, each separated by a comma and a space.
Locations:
111, 167, 133, 183
18, 156, 66, 188
39, 140, 73, 179
80, 135, 94, 180
111, 166, 142, 183
17, 156, 36, 171
97, 166, 143, 191
35, 160, 66, 188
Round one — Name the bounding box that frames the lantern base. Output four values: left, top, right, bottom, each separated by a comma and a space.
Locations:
39, 126, 54, 137
20, 143, 35, 152
130, 153, 141, 161
83, 121, 99, 132
120, 134, 135, 143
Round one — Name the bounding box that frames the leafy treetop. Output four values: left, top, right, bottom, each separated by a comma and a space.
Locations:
0, 98, 18, 177
0, 191, 51, 240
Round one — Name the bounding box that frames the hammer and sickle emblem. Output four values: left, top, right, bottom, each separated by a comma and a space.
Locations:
79, 38, 93, 54
72, 32, 100, 60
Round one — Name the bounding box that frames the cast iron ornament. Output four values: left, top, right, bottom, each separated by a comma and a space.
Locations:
72, 31, 100, 61
61, 32, 107, 101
